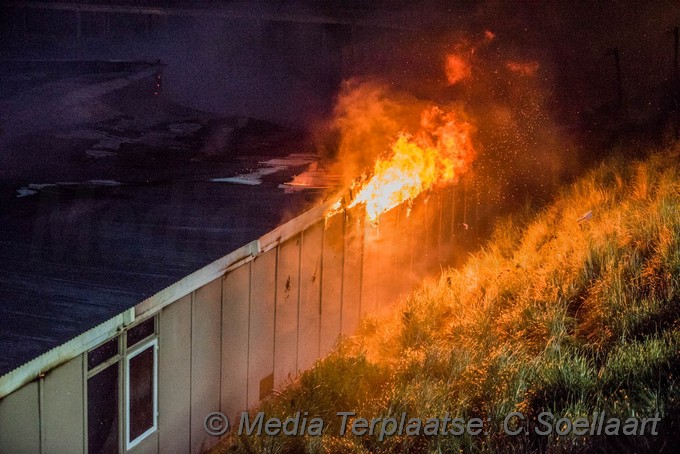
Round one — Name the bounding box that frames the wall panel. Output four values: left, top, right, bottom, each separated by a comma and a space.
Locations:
0, 381, 40, 454
409, 196, 430, 279
342, 209, 363, 334
320, 213, 343, 356
221, 262, 250, 421
359, 218, 378, 319
274, 236, 301, 389
159, 294, 191, 454
375, 207, 399, 311
297, 222, 322, 372
43, 356, 84, 454
394, 203, 414, 299
191, 279, 222, 453
247, 249, 276, 408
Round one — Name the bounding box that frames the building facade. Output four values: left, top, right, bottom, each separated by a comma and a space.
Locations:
0, 187, 464, 453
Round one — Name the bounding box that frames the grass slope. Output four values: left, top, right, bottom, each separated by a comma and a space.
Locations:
225, 145, 680, 453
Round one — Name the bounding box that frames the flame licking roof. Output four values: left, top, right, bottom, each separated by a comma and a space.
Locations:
329, 105, 475, 223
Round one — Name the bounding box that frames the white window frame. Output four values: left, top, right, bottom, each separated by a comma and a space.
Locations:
124, 338, 158, 451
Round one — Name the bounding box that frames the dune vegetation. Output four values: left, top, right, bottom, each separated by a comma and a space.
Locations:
222, 144, 680, 453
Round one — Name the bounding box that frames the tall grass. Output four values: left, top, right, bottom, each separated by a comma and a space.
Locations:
221, 144, 680, 453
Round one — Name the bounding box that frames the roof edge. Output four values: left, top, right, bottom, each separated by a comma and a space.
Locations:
0, 309, 132, 398
0, 199, 334, 398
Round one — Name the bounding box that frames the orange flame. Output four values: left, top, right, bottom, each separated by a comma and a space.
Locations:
445, 54, 472, 85
444, 31, 494, 86
330, 106, 475, 223
506, 60, 540, 76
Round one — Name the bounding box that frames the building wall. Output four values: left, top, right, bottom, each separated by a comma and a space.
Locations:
246, 249, 277, 410
42, 356, 85, 454
273, 235, 302, 390
0, 357, 84, 454
0, 186, 467, 453
0, 381, 40, 453
319, 213, 344, 357
297, 222, 323, 372
190, 280, 222, 453
220, 263, 250, 423
158, 294, 191, 454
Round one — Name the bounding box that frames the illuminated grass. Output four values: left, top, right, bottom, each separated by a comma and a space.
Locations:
220, 144, 680, 453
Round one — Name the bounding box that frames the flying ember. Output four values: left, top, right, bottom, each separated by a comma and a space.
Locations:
329, 105, 475, 223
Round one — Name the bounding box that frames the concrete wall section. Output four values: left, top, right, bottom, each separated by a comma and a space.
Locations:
191, 279, 222, 454
158, 294, 192, 454
221, 262, 250, 422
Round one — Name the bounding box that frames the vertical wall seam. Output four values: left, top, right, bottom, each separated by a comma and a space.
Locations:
188, 291, 194, 452
339, 212, 346, 334
438, 193, 443, 263
118, 336, 124, 453
38, 376, 44, 454
475, 184, 480, 241
424, 198, 430, 261
451, 185, 456, 236
219, 274, 224, 418
296, 231, 303, 376
82, 353, 88, 454
359, 215, 365, 318
410, 204, 415, 278
463, 179, 467, 228
318, 222, 325, 358
155, 312, 161, 453
272, 244, 279, 379
374, 216, 379, 313
246, 260, 252, 408
81, 356, 86, 454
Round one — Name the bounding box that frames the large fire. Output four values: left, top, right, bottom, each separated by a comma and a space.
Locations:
323, 35, 492, 223
328, 106, 475, 223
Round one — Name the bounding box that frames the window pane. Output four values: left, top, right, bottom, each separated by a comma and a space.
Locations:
88, 364, 119, 454
128, 344, 155, 442
88, 337, 118, 370
127, 318, 155, 347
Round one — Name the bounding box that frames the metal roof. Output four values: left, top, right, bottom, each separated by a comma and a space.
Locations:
0, 61, 321, 380
0, 198, 329, 398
